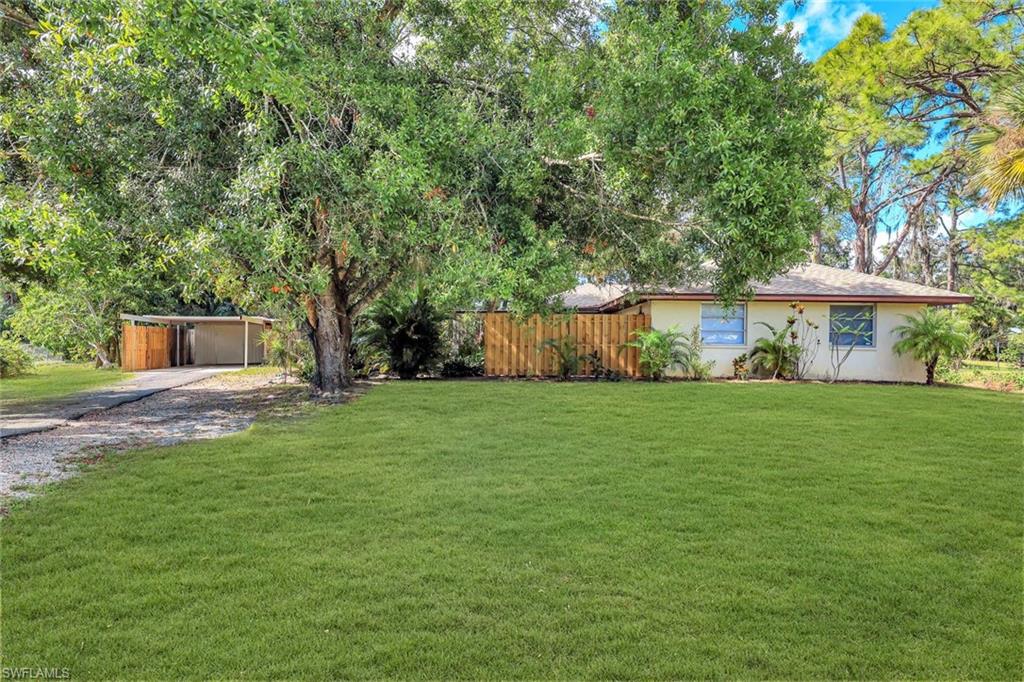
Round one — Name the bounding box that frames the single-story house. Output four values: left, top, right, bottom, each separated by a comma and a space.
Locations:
559, 263, 973, 383
120, 314, 274, 370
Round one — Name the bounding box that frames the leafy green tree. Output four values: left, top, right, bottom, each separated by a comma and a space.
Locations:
893, 307, 970, 384
4, 0, 826, 391
954, 215, 1024, 358
813, 1, 1022, 275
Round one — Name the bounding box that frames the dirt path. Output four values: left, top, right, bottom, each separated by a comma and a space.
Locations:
2, 365, 243, 438
0, 371, 327, 498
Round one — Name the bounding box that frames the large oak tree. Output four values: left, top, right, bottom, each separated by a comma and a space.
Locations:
3, 0, 826, 391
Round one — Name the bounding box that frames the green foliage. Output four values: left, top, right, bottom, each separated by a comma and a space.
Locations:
732, 353, 749, 380
893, 307, 970, 385
2, 0, 827, 391
812, 1, 1022, 275
675, 326, 715, 381
440, 314, 484, 378
362, 286, 444, 380
1005, 332, 1024, 367
626, 325, 711, 381
260, 319, 306, 384
0, 335, 33, 378
539, 336, 584, 381
626, 327, 681, 381
936, 357, 1024, 391
969, 71, 1024, 208
3, 382, 1022, 678
749, 322, 800, 379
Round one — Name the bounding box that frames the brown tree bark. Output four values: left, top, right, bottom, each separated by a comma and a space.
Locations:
307, 274, 353, 393
944, 210, 960, 291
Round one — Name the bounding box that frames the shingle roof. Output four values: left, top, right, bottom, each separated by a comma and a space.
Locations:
560, 264, 974, 311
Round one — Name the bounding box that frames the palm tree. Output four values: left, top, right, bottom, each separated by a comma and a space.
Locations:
748, 322, 799, 380
968, 74, 1024, 209
893, 308, 969, 385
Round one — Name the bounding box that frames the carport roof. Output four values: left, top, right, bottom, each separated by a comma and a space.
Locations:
120, 314, 275, 325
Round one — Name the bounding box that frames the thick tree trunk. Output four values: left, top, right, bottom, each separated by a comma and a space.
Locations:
304, 196, 354, 394
925, 358, 937, 385
810, 229, 822, 264
852, 222, 869, 273
307, 283, 353, 394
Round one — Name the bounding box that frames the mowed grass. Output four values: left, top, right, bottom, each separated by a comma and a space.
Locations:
2, 382, 1021, 679
0, 362, 127, 409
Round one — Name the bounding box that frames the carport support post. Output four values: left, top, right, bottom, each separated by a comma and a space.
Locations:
244, 320, 249, 369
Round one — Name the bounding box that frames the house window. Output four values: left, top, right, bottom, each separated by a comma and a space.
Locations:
829, 305, 874, 347
701, 304, 745, 345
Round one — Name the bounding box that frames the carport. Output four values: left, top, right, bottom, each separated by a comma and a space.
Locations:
120, 314, 274, 371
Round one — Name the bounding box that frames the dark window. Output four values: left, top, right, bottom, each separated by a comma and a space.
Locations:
829, 305, 874, 347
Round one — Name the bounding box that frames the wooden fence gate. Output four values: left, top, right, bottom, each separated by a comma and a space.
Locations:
483, 312, 649, 377
121, 323, 174, 371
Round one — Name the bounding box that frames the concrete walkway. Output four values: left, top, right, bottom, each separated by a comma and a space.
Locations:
1, 366, 242, 439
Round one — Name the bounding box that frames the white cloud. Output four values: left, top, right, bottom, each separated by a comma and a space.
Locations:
779, 0, 871, 61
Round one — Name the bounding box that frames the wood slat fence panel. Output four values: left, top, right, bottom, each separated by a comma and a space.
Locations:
121, 323, 173, 371
482, 313, 649, 378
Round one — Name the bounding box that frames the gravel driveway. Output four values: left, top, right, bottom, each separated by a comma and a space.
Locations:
1, 371, 318, 498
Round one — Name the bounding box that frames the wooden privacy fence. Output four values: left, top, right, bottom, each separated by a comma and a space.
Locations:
483, 312, 649, 377
121, 323, 173, 371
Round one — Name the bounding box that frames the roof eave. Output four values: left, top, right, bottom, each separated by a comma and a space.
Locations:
597, 292, 974, 311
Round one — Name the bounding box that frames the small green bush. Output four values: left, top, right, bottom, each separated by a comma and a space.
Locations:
625, 325, 712, 381
361, 285, 444, 379
0, 336, 34, 378
1005, 333, 1024, 368
539, 336, 583, 380
749, 322, 800, 379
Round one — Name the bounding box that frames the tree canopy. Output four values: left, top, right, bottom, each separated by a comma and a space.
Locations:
2, 0, 827, 389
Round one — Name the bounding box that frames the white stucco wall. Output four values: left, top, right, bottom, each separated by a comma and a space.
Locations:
649, 300, 927, 383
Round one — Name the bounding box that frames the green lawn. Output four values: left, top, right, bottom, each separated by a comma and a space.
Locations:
0, 362, 128, 409
2, 382, 1021, 678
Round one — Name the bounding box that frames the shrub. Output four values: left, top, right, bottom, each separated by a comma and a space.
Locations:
539, 336, 583, 380
676, 326, 715, 380
260, 319, 306, 383
361, 285, 444, 379
440, 314, 483, 377
1005, 332, 1024, 368
440, 358, 484, 378
749, 322, 800, 379
625, 325, 712, 381
732, 353, 749, 380
0, 336, 34, 378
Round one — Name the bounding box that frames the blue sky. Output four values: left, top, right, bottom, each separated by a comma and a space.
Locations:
779, 0, 938, 61
779, 0, 1022, 235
